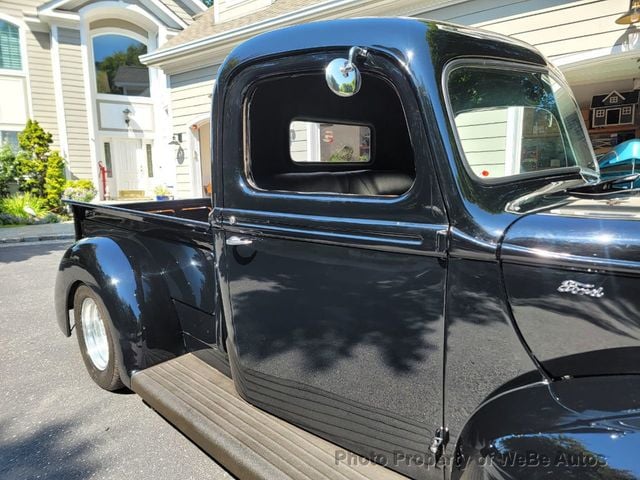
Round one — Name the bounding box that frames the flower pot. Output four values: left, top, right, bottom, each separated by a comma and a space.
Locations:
155, 195, 170, 201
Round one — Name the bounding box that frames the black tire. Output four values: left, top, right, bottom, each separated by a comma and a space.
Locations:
73, 285, 124, 391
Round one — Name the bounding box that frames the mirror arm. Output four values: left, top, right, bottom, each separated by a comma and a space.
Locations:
342, 46, 369, 75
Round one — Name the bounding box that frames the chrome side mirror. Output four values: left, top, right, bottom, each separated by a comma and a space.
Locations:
325, 46, 368, 97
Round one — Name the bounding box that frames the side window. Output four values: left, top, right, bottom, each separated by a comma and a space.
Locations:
247, 72, 415, 197
0, 20, 22, 71
290, 121, 371, 163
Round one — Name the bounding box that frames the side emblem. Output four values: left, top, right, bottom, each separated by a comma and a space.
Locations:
557, 280, 604, 298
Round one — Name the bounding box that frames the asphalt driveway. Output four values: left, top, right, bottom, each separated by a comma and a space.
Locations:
0, 241, 232, 480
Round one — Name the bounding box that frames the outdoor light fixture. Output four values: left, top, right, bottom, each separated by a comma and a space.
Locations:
168, 133, 183, 145
123, 108, 132, 126
617, 0, 640, 24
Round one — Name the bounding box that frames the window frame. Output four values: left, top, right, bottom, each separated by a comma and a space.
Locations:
90, 29, 150, 100
241, 67, 418, 201
288, 117, 376, 166
442, 57, 596, 186
0, 14, 26, 76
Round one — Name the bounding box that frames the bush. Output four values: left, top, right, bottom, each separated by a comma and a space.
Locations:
44, 151, 66, 210
16, 120, 53, 196
0, 144, 17, 197
63, 179, 97, 203
0, 192, 47, 220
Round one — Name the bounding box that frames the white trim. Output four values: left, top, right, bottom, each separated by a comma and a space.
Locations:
50, 25, 70, 164
79, 2, 163, 33
602, 90, 626, 103
79, 21, 101, 195
182, 0, 207, 12
187, 113, 210, 197
92, 27, 149, 46
40, 0, 185, 29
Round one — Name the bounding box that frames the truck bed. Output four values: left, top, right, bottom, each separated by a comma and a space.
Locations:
66, 197, 213, 242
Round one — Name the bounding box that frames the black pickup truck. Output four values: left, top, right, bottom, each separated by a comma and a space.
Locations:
55, 18, 640, 480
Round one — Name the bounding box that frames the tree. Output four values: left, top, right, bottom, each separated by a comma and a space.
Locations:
0, 144, 17, 197
44, 151, 66, 210
16, 119, 53, 196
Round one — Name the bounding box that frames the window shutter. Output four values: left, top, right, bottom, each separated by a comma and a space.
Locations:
0, 21, 22, 71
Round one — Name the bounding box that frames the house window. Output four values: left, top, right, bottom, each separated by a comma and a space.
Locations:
146, 143, 154, 177
0, 130, 18, 149
103, 142, 113, 178
595, 109, 605, 118
0, 20, 21, 70
93, 34, 149, 97
609, 96, 618, 104
623, 106, 632, 115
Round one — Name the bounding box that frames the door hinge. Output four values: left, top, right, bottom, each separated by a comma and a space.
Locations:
209, 207, 224, 227
429, 427, 449, 459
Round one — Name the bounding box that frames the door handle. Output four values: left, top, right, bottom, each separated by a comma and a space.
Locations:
226, 235, 253, 246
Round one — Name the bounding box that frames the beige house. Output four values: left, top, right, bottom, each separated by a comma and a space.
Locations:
3, 0, 638, 200
141, 0, 640, 199
0, 0, 206, 200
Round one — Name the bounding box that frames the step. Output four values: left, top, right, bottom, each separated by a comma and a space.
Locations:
131, 352, 407, 480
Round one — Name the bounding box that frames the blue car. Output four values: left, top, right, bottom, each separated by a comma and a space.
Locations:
598, 139, 640, 186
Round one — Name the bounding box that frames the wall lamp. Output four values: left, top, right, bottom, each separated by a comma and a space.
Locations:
617, 0, 640, 24
168, 133, 183, 145
123, 108, 132, 127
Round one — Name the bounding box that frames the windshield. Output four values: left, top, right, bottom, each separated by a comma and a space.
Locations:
447, 64, 598, 181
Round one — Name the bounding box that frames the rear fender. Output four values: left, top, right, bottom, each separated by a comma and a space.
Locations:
453, 376, 640, 479
55, 236, 185, 386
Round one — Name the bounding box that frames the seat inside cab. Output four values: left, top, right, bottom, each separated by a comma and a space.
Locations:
246, 72, 416, 196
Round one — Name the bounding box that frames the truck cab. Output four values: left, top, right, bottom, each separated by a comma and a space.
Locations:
56, 18, 640, 480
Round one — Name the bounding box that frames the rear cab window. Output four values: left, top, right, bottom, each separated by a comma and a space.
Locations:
246, 71, 415, 197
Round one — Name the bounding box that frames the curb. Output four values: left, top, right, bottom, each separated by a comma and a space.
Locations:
0, 234, 75, 244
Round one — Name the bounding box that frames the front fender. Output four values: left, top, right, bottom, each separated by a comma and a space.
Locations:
453, 376, 640, 479
55, 236, 185, 386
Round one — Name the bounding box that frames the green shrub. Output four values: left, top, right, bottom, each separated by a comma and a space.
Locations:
44, 151, 66, 210
63, 179, 97, 203
0, 144, 17, 197
16, 120, 53, 196
0, 192, 47, 220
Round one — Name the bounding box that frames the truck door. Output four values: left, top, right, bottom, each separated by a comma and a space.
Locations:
217, 52, 448, 479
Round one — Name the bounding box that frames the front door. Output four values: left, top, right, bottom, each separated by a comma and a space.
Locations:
111, 138, 147, 198
218, 54, 447, 480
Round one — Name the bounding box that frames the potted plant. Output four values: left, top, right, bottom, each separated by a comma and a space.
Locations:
154, 184, 171, 201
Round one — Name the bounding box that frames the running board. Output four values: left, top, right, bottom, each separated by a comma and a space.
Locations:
131, 352, 406, 480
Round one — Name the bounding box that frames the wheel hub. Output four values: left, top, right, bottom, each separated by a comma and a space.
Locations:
81, 297, 109, 371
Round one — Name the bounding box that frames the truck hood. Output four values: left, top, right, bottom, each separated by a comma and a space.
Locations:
500, 189, 640, 378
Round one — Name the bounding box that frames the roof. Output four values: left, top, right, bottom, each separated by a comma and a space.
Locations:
591, 90, 639, 109
159, 0, 318, 51
114, 66, 150, 87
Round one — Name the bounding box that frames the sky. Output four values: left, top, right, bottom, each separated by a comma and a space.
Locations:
93, 35, 145, 62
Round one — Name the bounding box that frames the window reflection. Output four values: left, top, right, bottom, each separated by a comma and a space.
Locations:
93, 34, 149, 97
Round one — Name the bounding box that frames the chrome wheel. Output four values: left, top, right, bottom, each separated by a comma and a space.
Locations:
80, 297, 109, 371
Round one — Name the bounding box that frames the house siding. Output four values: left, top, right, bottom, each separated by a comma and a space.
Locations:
169, 65, 217, 197
416, 0, 630, 62
58, 27, 92, 180
1, 1, 59, 147
27, 31, 59, 149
